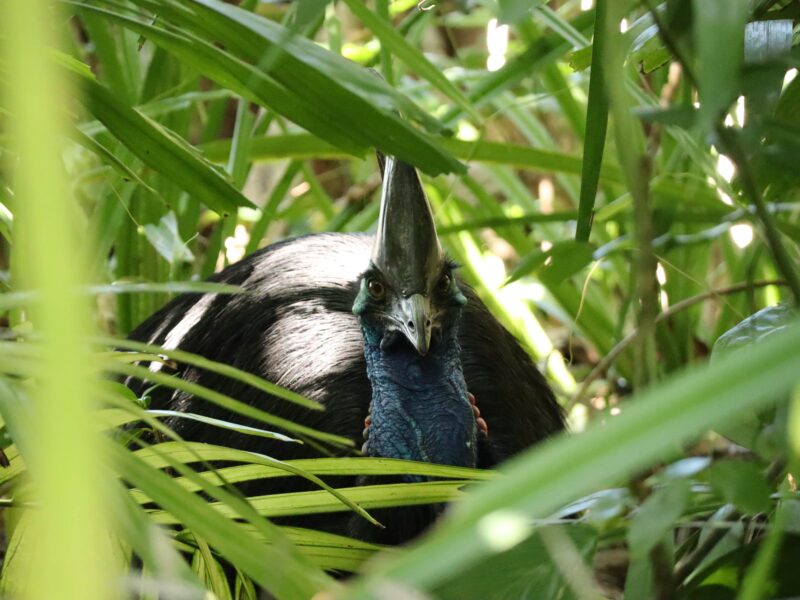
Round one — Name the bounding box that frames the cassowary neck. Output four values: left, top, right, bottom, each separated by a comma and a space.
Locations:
360, 315, 477, 468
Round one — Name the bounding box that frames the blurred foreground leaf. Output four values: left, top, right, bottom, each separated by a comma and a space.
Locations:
339, 317, 800, 597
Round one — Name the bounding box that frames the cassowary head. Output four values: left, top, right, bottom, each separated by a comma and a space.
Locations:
352, 157, 477, 469
353, 157, 467, 352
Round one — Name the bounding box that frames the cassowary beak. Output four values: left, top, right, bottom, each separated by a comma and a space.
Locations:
397, 293, 432, 356
371, 156, 443, 356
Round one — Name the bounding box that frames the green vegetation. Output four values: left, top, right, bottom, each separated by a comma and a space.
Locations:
1, 0, 799, 598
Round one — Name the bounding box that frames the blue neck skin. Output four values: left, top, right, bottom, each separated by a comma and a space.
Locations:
359, 313, 477, 470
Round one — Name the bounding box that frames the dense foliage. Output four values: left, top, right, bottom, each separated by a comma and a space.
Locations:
1, 0, 799, 598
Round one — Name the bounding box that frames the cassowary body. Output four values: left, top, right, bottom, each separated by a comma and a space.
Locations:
127, 158, 563, 544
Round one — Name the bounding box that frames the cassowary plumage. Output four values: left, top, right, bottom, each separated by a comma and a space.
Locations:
127, 156, 563, 544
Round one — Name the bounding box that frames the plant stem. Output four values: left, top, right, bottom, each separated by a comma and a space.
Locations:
569, 280, 788, 409
715, 126, 800, 307
603, 0, 658, 391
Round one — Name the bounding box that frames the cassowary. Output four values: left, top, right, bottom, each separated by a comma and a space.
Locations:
127, 156, 563, 544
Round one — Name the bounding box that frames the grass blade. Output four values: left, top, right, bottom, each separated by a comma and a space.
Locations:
105, 336, 323, 411
575, 0, 609, 242
339, 317, 800, 597
149, 481, 467, 523
126, 0, 465, 176
68, 1, 369, 157
79, 74, 253, 216
341, 0, 480, 121
110, 441, 334, 598
202, 133, 623, 181
3, 1, 113, 596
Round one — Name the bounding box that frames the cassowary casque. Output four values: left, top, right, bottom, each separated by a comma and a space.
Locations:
127, 155, 563, 544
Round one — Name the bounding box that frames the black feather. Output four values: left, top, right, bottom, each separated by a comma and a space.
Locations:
126, 232, 563, 542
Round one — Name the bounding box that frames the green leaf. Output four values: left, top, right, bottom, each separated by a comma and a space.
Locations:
440, 10, 596, 125
69, 128, 159, 196
539, 242, 596, 286
506, 241, 595, 286
436, 139, 620, 181
149, 481, 467, 523
89, 281, 246, 295
624, 552, 653, 600
125, 0, 465, 176
434, 525, 597, 600
634, 105, 698, 128
712, 304, 797, 452
201, 133, 624, 182
193, 536, 234, 600
743, 19, 794, 116
706, 460, 771, 515
109, 442, 334, 598
575, 0, 609, 243
438, 211, 578, 234
146, 410, 300, 443
660, 456, 712, 480
68, 1, 368, 157
0, 282, 245, 312
713, 304, 798, 354
288, 0, 330, 32
109, 482, 206, 592
242, 525, 382, 572
627, 480, 690, 559
0, 510, 37, 598
635, 38, 672, 73
341, 0, 479, 121
122, 422, 375, 526
497, 0, 546, 25
555, 488, 631, 524
568, 46, 593, 71
186, 0, 439, 129
131, 447, 492, 494
77, 74, 253, 216
0, 199, 13, 244
106, 362, 347, 445
790, 386, 800, 465
776, 75, 800, 128
338, 316, 800, 597
693, 0, 749, 131
142, 211, 194, 265
103, 337, 323, 412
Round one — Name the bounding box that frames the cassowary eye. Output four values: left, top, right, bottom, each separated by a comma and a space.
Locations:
368, 278, 385, 300
438, 274, 451, 293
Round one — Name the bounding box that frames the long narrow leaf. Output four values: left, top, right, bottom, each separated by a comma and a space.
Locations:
107, 362, 350, 445
341, 0, 479, 121
575, 0, 609, 242
67, 1, 369, 156
104, 337, 323, 411
202, 133, 623, 181
338, 317, 800, 597
133, 437, 381, 527
126, 0, 465, 176
149, 481, 467, 523
78, 75, 253, 216
440, 10, 596, 125
133, 444, 494, 481
109, 441, 335, 598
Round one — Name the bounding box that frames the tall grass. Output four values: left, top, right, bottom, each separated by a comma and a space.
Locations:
2, 1, 112, 599
0, 0, 798, 598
